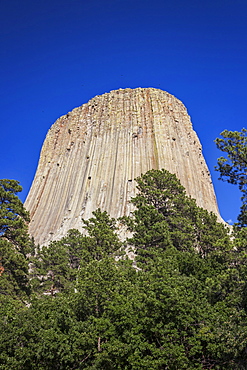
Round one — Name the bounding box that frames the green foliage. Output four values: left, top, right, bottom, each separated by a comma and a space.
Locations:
2, 249, 247, 369
215, 128, 247, 226
126, 169, 228, 259
1, 172, 247, 369
31, 236, 78, 295
0, 179, 31, 304
0, 179, 30, 247
31, 209, 121, 295
82, 208, 122, 261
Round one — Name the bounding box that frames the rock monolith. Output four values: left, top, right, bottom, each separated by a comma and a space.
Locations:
25, 88, 221, 245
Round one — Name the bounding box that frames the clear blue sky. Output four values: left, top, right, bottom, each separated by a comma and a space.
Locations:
1, 0, 247, 223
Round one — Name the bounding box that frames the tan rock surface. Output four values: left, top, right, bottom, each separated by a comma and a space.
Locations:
25, 88, 221, 245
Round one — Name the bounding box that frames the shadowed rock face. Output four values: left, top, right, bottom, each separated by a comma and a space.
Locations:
25, 88, 221, 245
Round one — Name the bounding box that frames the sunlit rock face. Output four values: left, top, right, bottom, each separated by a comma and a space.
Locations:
25, 88, 221, 245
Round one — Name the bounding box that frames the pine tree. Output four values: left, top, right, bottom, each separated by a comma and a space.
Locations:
32, 209, 122, 295
125, 169, 228, 261
215, 128, 247, 226
0, 179, 31, 304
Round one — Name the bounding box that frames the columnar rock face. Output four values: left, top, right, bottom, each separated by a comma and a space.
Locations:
25, 88, 221, 245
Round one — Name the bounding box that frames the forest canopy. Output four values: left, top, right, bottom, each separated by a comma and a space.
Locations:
1, 163, 247, 369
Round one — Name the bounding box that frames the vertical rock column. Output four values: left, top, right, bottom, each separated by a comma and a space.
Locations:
25, 88, 221, 245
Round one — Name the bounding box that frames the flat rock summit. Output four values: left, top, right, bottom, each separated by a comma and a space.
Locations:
25, 88, 221, 245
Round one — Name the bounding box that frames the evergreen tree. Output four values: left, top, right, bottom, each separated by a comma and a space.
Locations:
125, 169, 228, 260
1, 172, 247, 369
215, 128, 247, 226
32, 209, 121, 295
0, 179, 31, 305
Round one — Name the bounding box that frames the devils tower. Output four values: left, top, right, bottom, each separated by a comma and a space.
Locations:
25, 88, 221, 245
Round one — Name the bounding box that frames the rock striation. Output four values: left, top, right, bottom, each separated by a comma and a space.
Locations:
25, 88, 221, 245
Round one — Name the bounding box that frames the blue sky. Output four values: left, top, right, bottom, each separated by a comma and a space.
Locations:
1, 0, 247, 223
